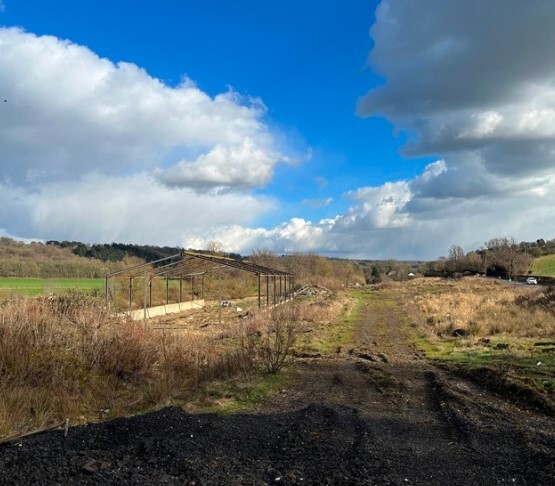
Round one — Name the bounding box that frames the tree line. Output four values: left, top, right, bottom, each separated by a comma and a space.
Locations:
0, 238, 125, 278
1, 238, 366, 287
427, 236, 536, 279
46, 240, 244, 264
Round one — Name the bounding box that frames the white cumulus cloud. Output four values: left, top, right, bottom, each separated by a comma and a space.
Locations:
0, 27, 288, 244
0, 27, 283, 189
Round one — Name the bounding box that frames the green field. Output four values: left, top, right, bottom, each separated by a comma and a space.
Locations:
530, 254, 555, 276
0, 278, 104, 295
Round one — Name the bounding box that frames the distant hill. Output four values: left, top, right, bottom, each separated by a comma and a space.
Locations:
530, 254, 555, 277
0, 238, 127, 278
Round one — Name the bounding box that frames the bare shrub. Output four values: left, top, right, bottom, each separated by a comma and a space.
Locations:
0, 293, 258, 436
246, 307, 301, 374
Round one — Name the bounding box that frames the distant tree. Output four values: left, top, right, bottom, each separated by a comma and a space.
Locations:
485, 236, 532, 279
447, 245, 466, 273
368, 266, 381, 284
205, 240, 224, 254
249, 248, 278, 268
465, 251, 483, 273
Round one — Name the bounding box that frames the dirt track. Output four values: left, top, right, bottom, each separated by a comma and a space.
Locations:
1, 296, 554, 485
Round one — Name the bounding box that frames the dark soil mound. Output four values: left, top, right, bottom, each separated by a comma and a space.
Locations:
0, 405, 378, 485
1, 402, 554, 485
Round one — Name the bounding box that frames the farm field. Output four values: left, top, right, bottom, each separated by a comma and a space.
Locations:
0, 277, 104, 295
530, 254, 555, 276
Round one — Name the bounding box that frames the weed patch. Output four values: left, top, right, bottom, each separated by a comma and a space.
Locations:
399, 278, 555, 412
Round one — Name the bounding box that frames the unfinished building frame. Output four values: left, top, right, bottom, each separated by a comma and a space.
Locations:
105, 251, 294, 318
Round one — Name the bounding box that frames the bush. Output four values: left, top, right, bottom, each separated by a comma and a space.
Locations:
247, 307, 300, 374
0, 293, 254, 436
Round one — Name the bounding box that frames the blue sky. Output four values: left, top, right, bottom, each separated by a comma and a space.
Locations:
2, 0, 555, 259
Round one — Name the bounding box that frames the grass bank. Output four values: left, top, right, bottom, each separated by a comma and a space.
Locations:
393, 278, 555, 412
530, 254, 555, 276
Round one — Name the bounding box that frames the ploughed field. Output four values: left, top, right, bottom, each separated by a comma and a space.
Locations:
0, 279, 554, 485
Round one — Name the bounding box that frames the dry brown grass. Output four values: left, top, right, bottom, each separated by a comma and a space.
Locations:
0, 293, 253, 436
408, 278, 554, 338
0, 290, 347, 437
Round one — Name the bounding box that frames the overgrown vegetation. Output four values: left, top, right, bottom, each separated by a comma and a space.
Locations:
249, 249, 365, 289
396, 278, 555, 410
246, 307, 300, 373
0, 288, 352, 437
0, 292, 252, 436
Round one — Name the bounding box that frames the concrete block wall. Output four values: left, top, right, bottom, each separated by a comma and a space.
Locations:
127, 300, 205, 320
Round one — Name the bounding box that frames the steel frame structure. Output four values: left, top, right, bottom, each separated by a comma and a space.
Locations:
105, 251, 294, 313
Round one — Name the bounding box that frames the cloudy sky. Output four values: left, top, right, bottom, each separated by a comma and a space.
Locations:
1, 0, 555, 260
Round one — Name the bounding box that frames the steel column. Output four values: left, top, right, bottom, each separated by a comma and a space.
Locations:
143, 269, 147, 321
258, 274, 261, 307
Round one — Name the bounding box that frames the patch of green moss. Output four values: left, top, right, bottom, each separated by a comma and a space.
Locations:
178, 368, 296, 414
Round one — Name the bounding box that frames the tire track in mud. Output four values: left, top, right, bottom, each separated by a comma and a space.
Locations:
257, 292, 555, 485
1, 292, 554, 485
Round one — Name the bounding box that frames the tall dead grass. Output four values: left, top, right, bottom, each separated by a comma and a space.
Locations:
0, 293, 253, 436
411, 278, 554, 338
0, 290, 347, 436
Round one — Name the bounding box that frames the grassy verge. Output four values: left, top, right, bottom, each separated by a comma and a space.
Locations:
175, 291, 361, 414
